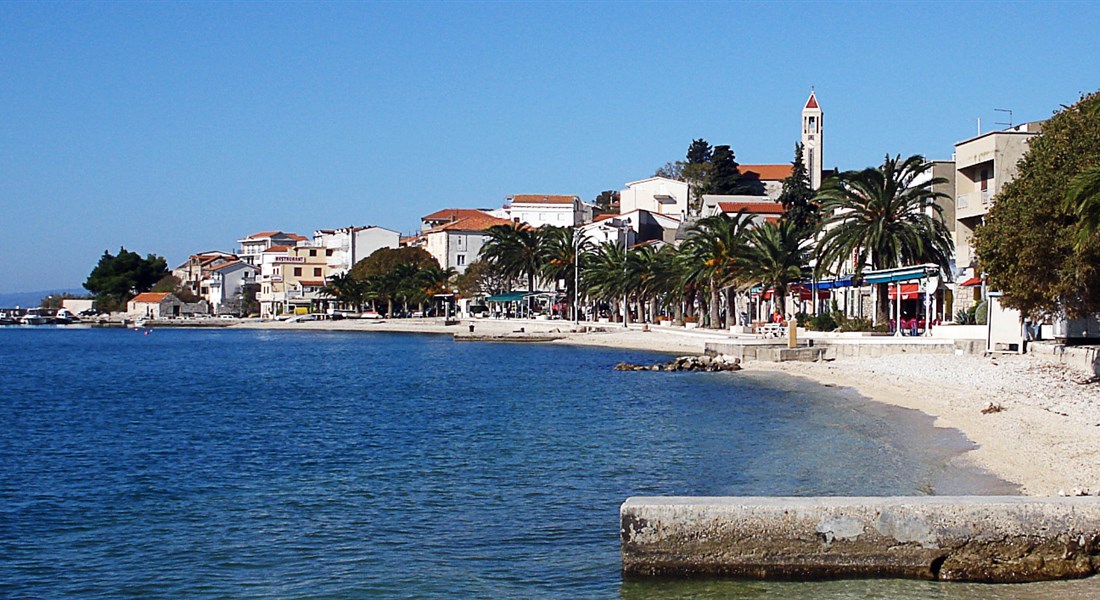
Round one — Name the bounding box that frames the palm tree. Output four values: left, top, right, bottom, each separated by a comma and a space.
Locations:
679, 213, 754, 328
415, 265, 457, 314
538, 226, 587, 319
320, 271, 366, 311
744, 219, 807, 317
480, 223, 544, 294
1065, 165, 1100, 250
625, 243, 670, 323
582, 241, 629, 322
815, 154, 953, 325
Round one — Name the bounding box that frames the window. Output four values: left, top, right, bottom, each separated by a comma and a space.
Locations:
293, 267, 302, 277
314, 267, 322, 277
457, 254, 466, 266
980, 168, 990, 191
456, 235, 466, 251
309, 249, 317, 257
326, 249, 334, 256
808, 149, 815, 177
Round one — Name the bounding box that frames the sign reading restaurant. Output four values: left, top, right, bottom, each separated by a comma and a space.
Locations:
274, 256, 307, 263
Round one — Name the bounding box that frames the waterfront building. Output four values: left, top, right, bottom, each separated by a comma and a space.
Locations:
201, 260, 258, 316
237, 231, 309, 266
506, 194, 592, 227
127, 292, 208, 320
423, 213, 514, 274
312, 226, 400, 274
953, 121, 1043, 294
257, 245, 334, 317
420, 208, 498, 232
172, 251, 238, 296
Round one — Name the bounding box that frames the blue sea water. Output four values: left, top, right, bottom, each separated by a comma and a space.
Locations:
1, 327, 1097, 599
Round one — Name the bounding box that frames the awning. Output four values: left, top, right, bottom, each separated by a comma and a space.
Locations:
959, 276, 982, 287
485, 291, 528, 303
888, 283, 922, 300
762, 285, 830, 300
861, 264, 939, 285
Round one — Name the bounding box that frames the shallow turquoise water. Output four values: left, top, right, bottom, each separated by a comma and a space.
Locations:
0, 327, 1094, 598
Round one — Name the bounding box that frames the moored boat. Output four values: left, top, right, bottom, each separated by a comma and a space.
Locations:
20, 308, 52, 325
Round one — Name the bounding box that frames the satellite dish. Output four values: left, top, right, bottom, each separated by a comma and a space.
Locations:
926, 276, 940, 295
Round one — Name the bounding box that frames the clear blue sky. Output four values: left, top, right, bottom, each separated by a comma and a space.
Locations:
1, 1, 1097, 293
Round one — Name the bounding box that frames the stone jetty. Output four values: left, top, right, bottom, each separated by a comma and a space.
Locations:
621, 496, 1100, 582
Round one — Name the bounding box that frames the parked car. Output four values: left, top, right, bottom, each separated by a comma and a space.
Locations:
360, 311, 382, 319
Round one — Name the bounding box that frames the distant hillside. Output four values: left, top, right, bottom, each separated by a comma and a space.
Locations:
0, 288, 89, 308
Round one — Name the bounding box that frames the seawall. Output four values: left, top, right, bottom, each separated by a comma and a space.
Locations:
621, 496, 1100, 582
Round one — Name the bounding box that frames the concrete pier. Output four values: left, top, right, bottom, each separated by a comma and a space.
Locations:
621, 496, 1100, 582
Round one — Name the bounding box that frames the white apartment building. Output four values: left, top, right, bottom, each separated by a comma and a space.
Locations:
618, 177, 690, 219
423, 213, 514, 274
312, 226, 400, 274
506, 194, 591, 227
202, 260, 258, 315
237, 231, 308, 266
954, 122, 1043, 283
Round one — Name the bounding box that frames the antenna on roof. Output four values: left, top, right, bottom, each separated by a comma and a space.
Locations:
994, 108, 1013, 129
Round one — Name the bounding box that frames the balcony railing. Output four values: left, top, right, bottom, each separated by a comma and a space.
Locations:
956, 193, 971, 209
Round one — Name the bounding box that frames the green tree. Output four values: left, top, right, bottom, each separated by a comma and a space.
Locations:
455, 259, 514, 298
83, 247, 169, 311
974, 91, 1100, 318
778, 143, 819, 236
816, 154, 953, 324
744, 219, 807, 316
321, 271, 367, 310
479, 223, 543, 293
538, 226, 587, 319
708, 145, 764, 196
679, 213, 754, 327
152, 274, 200, 302
581, 241, 629, 322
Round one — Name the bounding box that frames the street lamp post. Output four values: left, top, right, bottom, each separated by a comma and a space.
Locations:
621, 218, 631, 329
573, 227, 581, 329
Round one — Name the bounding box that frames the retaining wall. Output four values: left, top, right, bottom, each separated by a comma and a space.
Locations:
621, 496, 1100, 582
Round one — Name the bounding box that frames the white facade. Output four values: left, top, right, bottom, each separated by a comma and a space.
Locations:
422, 214, 514, 274
203, 261, 258, 315
313, 226, 400, 274
618, 177, 690, 219
506, 195, 591, 227
237, 231, 308, 266
580, 217, 637, 248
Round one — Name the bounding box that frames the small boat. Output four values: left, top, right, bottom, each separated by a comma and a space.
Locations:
0, 311, 16, 325
20, 308, 52, 325
54, 308, 78, 325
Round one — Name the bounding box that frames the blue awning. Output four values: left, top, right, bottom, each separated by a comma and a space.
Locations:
485, 292, 528, 303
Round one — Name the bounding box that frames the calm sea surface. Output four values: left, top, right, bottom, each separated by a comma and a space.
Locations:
2, 327, 1097, 598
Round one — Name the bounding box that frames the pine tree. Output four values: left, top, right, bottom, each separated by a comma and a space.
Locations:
778, 143, 818, 236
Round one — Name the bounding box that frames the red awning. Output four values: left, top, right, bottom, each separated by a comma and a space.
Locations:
959, 276, 982, 287
888, 283, 922, 300
761, 286, 830, 300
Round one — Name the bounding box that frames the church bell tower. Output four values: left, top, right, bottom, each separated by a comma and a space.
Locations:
802, 90, 823, 189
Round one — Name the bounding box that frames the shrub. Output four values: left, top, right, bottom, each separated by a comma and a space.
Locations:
974, 300, 989, 326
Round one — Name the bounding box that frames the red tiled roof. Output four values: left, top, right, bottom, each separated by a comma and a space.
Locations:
718, 201, 786, 215
287, 233, 308, 241
263, 245, 291, 253
739, 164, 793, 181
508, 194, 578, 205
959, 276, 983, 287
298, 279, 325, 286
247, 230, 282, 239
421, 208, 492, 222
594, 214, 617, 222
430, 214, 516, 233
131, 292, 172, 303
805, 91, 819, 109
209, 260, 254, 271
